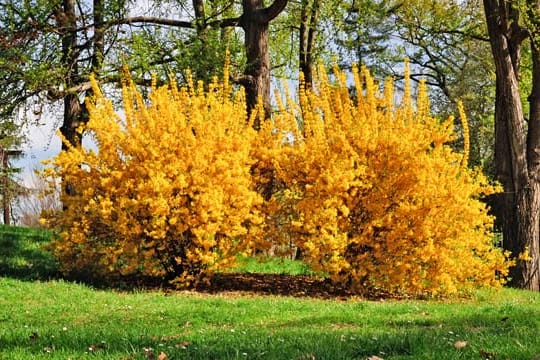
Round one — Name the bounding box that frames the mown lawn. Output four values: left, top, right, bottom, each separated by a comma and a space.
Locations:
1, 225, 539, 360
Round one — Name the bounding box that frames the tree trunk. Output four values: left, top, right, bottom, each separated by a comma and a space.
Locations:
524, 35, 540, 289
240, 0, 288, 129
299, 0, 319, 87
193, 0, 206, 32
57, 0, 85, 150
56, 0, 87, 199
515, 183, 540, 289
483, 0, 540, 290
92, 0, 105, 72
1, 148, 9, 225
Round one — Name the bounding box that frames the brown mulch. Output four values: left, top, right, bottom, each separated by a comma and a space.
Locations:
192, 272, 388, 300
92, 272, 391, 300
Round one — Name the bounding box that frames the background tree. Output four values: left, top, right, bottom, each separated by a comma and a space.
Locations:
0, 0, 130, 151
332, 0, 496, 170
0, 0, 289, 150
266, 0, 496, 169
483, 0, 540, 290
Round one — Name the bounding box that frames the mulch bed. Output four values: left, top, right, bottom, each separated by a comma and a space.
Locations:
195, 272, 353, 299
192, 272, 396, 300
76, 271, 392, 300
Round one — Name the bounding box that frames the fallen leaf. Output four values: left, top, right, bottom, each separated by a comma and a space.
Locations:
175, 340, 191, 349
144, 349, 156, 360
367, 356, 384, 360
158, 351, 168, 360
29, 332, 39, 342
480, 349, 496, 359
454, 341, 468, 349
88, 343, 106, 352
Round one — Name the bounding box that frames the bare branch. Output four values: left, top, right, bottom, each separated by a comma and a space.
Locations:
115, 16, 194, 28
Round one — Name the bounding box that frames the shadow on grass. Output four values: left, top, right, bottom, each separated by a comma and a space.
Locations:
0, 225, 59, 281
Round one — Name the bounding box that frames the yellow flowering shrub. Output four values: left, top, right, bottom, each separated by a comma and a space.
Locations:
42, 59, 510, 296
42, 70, 262, 285
252, 63, 510, 296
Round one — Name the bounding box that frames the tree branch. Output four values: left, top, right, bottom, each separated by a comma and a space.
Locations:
105, 15, 242, 31
207, 17, 242, 28
46, 82, 93, 101
261, 0, 289, 23
114, 16, 195, 28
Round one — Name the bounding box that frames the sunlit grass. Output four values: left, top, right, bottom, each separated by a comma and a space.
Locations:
232, 255, 316, 276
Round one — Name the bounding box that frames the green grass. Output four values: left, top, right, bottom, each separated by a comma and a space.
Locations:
1, 225, 540, 359
232, 255, 316, 276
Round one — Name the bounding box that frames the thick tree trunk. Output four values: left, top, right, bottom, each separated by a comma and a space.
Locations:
483, 0, 540, 290
241, 0, 272, 128
57, 0, 87, 199
515, 183, 540, 289
60, 95, 85, 151
240, 0, 288, 128
58, 0, 85, 150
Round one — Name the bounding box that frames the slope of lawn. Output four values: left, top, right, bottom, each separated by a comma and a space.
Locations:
0, 225, 57, 280
1, 225, 540, 360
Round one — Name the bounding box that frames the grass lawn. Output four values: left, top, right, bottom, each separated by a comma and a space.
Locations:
1, 225, 540, 360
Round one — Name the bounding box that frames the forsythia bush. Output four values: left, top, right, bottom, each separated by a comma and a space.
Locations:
43, 61, 510, 296
42, 69, 262, 285
252, 64, 510, 296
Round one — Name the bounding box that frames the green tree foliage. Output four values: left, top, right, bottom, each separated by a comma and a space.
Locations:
270, 0, 496, 171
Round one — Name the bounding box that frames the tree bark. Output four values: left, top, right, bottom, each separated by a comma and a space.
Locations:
240, 0, 288, 129
483, 0, 540, 290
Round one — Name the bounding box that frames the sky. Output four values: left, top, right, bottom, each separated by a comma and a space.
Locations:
12, 110, 62, 188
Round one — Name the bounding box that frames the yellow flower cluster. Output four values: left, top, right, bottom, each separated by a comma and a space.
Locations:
42, 61, 511, 296
42, 70, 262, 285
252, 63, 510, 296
